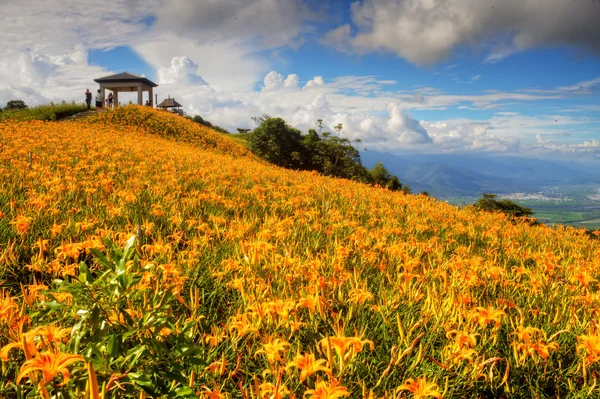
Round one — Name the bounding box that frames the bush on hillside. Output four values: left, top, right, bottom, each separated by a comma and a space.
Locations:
370, 162, 403, 191
474, 193, 534, 218
249, 117, 307, 169
5, 99, 27, 110
188, 114, 230, 134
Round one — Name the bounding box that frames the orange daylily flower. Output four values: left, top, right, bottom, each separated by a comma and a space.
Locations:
319, 334, 374, 369
286, 352, 330, 381
469, 306, 505, 328
577, 335, 600, 364
396, 376, 443, 399
256, 338, 290, 364
17, 351, 84, 386
304, 379, 350, 399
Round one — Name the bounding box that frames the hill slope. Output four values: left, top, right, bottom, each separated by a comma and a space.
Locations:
1, 107, 599, 398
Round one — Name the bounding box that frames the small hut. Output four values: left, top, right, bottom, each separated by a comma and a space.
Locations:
157, 95, 184, 115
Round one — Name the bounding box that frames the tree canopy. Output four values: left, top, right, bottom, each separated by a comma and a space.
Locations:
474, 193, 534, 218
248, 117, 406, 191
5, 100, 27, 110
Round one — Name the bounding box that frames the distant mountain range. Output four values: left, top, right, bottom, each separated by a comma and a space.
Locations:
360, 151, 600, 197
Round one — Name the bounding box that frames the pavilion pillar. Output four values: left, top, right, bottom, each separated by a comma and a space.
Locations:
149, 87, 153, 107
100, 85, 106, 106
137, 84, 143, 105
114, 91, 119, 107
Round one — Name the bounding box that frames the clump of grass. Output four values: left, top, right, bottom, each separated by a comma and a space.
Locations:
0, 101, 88, 121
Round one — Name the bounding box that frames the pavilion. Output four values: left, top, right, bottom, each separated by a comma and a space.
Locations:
157, 95, 184, 114
93, 72, 158, 107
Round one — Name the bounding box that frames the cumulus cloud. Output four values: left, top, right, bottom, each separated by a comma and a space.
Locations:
323, 0, 600, 65
386, 102, 432, 144
0, 47, 111, 106
158, 56, 208, 85
305, 76, 325, 88
284, 74, 300, 89
0, 0, 154, 106
423, 120, 521, 153
261, 71, 302, 91
262, 71, 285, 91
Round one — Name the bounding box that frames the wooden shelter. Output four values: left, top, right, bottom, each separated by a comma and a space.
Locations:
157, 95, 183, 114
93, 72, 158, 107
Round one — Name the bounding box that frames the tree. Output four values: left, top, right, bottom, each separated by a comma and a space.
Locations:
5, 100, 27, 110
369, 162, 403, 191
251, 113, 272, 127
306, 130, 370, 181
247, 116, 406, 191
474, 193, 533, 218
248, 117, 306, 169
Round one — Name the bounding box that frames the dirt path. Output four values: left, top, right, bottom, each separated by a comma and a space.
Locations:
57, 110, 97, 122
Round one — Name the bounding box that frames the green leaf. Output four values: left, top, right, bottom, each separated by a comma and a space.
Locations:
107, 334, 122, 359
174, 386, 195, 397
79, 262, 92, 283
128, 372, 154, 388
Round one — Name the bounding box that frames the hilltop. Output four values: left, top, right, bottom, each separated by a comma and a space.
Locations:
1, 106, 600, 398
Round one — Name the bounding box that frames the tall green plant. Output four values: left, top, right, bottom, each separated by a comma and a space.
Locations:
15, 236, 205, 398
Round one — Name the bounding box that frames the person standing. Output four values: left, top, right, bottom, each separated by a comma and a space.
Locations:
95, 89, 103, 112
107, 93, 114, 109
85, 89, 92, 111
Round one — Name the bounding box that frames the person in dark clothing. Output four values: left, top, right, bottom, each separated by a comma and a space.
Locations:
85, 89, 92, 111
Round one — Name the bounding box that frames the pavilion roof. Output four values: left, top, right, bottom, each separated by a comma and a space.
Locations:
94, 72, 158, 87
157, 97, 183, 108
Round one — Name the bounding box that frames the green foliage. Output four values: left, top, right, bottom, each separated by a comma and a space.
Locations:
248, 117, 406, 191
24, 237, 205, 398
5, 99, 28, 110
248, 117, 306, 169
188, 114, 229, 134
369, 162, 403, 191
0, 102, 88, 122
474, 193, 534, 218
251, 113, 272, 127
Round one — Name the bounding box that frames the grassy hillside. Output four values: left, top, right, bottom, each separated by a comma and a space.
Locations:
1, 106, 600, 398
0, 102, 89, 122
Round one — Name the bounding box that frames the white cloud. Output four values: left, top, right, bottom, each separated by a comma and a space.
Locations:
305, 76, 325, 88
0, 0, 154, 106
284, 74, 300, 89
262, 71, 285, 91
261, 71, 302, 91
157, 56, 208, 85
386, 102, 431, 144
555, 77, 600, 93
0, 47, 112, 106
323, 0, 600, 65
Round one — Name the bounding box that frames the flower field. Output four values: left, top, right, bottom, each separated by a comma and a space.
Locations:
2, 106, 600, 398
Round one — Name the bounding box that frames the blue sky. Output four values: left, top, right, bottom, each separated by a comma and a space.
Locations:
2, 0, 600, 159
